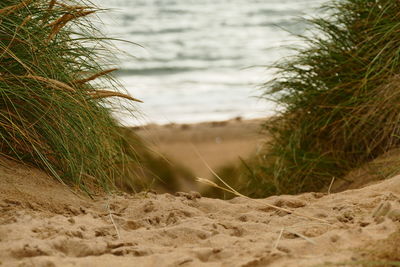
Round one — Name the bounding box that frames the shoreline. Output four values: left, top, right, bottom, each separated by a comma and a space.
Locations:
130, 115, 270, 128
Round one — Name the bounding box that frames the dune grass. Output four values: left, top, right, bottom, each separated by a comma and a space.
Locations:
238, 0, 400, 197
0, 0, 145, 193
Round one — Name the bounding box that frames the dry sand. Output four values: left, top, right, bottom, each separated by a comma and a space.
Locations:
1, 156, 400, 267
134, 118, 265, 182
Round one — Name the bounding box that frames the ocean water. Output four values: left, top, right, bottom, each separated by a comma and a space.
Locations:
99, 0, 327, 125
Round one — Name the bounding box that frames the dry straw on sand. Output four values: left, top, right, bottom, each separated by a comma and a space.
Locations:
193, 145, 329, 223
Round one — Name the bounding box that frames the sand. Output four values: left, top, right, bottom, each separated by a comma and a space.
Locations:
134, 118, 265, 183
1, 155, 400, 267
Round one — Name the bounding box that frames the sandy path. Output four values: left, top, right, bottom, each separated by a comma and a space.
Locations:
134, 119, 265, 181
1, 157, 400, 266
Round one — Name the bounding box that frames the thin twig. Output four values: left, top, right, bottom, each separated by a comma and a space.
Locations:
284, 229, 317, 245
273, 227, 284, 250
328, 177, 335, 195
106, 201, 120, 239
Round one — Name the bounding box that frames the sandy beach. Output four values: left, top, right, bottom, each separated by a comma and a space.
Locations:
1, 155, 400, 266
134, 118, 265, 192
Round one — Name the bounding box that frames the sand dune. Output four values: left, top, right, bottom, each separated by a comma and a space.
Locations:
1, 156, 400, 266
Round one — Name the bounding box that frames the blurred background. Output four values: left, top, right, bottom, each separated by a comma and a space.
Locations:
98, 0, 327, 126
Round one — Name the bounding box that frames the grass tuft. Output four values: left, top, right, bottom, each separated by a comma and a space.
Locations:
242, 0, 400, 197
0, 0, 143, 192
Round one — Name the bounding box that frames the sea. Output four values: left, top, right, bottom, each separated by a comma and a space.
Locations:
98, 0, 328, 125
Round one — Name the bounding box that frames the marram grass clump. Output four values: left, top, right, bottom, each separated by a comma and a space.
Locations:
0, 0, 143, 192
241, 0, 400, 197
